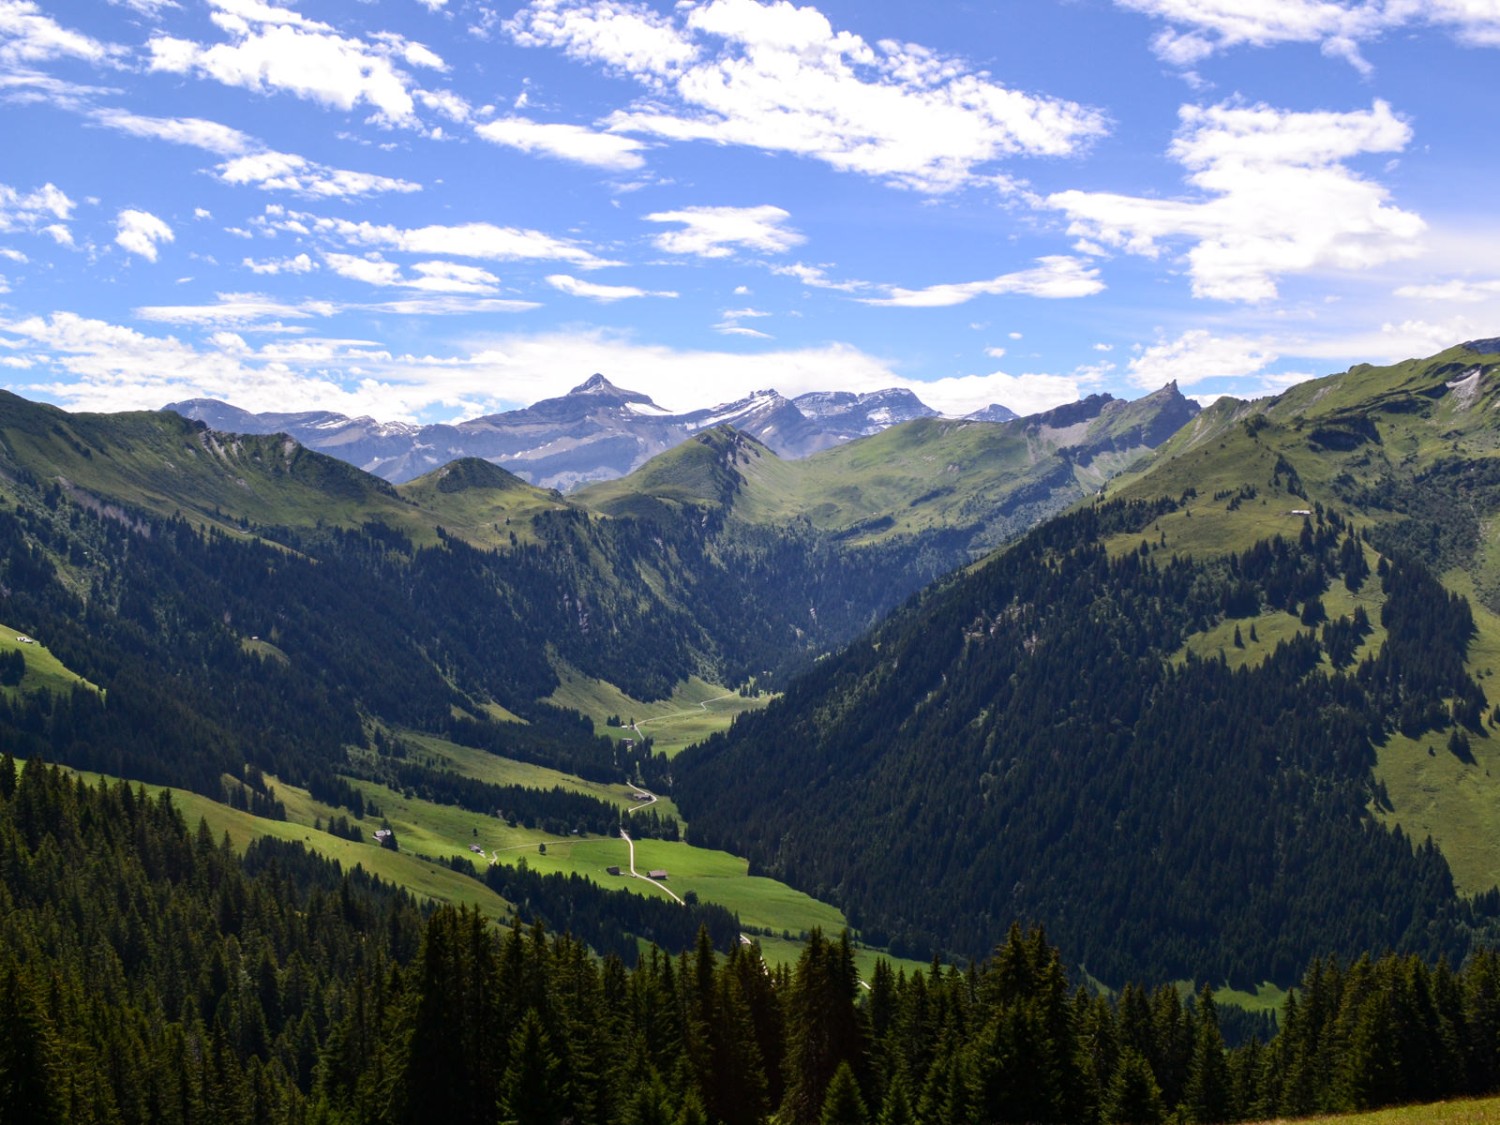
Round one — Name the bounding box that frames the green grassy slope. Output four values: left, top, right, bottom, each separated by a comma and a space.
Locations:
1106, 339, 1500, 897
0, 620, 100, 697
578, 385, 1200, 553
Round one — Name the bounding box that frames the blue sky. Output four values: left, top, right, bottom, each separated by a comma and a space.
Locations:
2, 0, 1499, 423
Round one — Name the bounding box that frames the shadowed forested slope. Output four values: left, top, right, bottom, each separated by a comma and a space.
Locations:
675, 496, 1499, 985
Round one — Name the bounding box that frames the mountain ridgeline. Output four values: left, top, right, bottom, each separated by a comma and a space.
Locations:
165, 376, 944, 490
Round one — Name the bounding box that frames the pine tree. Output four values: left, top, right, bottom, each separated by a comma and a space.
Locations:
1102, 1048, 1165, 1125
0, 965, 64, 1125
1182, 986, 1231, 1123
500, 1008, 567, 1125
819, 1061, 869, 1125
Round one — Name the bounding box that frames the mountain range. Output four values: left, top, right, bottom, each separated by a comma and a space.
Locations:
165, 377, 946, 491
5, 337, 1500, 996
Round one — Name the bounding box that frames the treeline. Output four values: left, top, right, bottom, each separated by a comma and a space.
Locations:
676, 500, 1498, 984
14, 750, 1500, 1124
480, 859, 738, 963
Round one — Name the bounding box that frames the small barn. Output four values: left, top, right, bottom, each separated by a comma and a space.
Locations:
648, 869, 669, 881
605, 865, 621, 876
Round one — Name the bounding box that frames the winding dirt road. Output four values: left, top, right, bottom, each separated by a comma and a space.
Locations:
620, 827, 686, 905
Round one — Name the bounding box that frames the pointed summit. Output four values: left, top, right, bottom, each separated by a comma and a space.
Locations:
570, 373, 625, 395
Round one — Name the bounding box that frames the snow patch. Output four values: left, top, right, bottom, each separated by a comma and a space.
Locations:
1447, 367, 1483, 410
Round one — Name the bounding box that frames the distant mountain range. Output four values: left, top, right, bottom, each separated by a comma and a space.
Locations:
165, 377, 950, 491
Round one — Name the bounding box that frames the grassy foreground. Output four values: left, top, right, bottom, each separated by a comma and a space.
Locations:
1250, 1095, 1500, 1123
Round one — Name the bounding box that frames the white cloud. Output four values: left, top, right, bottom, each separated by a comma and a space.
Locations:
1049, 99, 1423, 302
417, 88, 471, 122
135, 292, 332, 326
509, 0, 1107, 192
476, 116, 648, 170
859, 256, 1104, 307
115, 209, 174, 261
0, 1, 123, 66
917, 370, 1098, 417
0, 181, 74, 239
1115, 0, 1500, 66
407, 261, 502, 294
772, 261, 870, 292
985, 346, 1006, 358
108, 0, 181, 15
324, 252, 505, 295
416, 0, 449, 10
242, 252, 317, 274
324, 251, 410, 287
86, 108, 423, 199
275, 210, 619, 268
645, 204, 802, 258
1394, 277, 1500, 303
147, 0, 441, 127
1126, 329, 1278, 390
91, 108, 253, 154
714, 321, 771, 338
547, 273, 677, 300
216, 150, 422, 197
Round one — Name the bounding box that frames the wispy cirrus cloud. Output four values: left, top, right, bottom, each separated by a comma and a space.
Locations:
1114, 0, 1500, 71
1049, 99, 1423, 302
858, 256, 1104, 307
547, 274, 677, 301
476, 117, 648, 171
508, 0, 1108, 192
0, 1, 125, 66
86, 109, 424, 199
324, 252, 505, 295
259, 206, 620, 269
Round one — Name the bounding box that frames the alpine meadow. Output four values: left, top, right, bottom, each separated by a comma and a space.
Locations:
9, 1, 1500, 1123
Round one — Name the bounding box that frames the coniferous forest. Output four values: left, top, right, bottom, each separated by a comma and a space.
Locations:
676, 498, 1499, 984
10, 755, 1500, 1125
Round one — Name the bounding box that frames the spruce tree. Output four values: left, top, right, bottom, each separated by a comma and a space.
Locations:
819, 1061, 869, 1125
1102, 1048, 1165, 1125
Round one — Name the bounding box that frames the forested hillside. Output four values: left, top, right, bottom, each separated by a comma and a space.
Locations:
675, 495, 1498, 984
9, 757, 1500, 1125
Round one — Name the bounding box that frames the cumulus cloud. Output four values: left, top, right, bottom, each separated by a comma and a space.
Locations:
859, 256, 1104, 307
0, 181, 74, 239
146, 0, 445, 127
547, 273, 677, 300
1049, 99, 1423, 302
476, 116, 648, 170
645, 204, 802, 258
115, 208, 174, 261
1126, 329, 1278, 390
508, 0, 1107, 192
